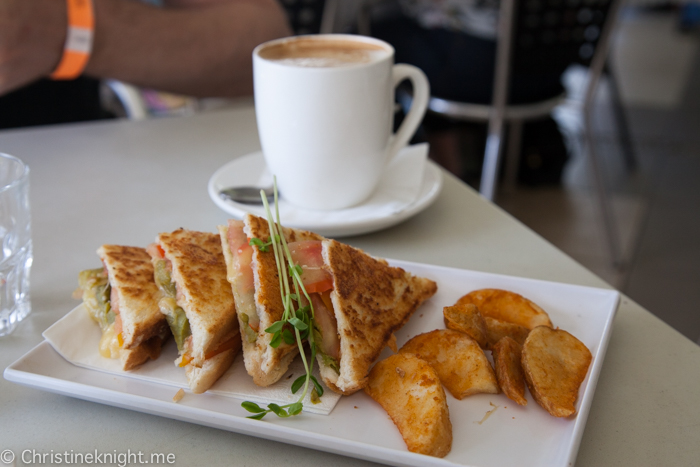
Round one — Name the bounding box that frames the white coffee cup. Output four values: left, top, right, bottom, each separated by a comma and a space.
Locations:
253, 34, 429, 211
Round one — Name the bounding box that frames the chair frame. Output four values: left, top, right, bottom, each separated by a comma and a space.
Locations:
429, 0, 626, 267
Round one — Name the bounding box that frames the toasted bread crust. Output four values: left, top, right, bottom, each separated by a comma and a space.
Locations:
219, 221, 300, 387
186, 344, 239, 394
322, 240, 438, 395
120, 334, 168, 371
157, 229, 239, 362
218, 223, 267, 386
244, 214, 323, 383
98, 245, 168, 349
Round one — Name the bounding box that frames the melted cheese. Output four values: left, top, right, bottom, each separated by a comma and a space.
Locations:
99, 323, 121, 359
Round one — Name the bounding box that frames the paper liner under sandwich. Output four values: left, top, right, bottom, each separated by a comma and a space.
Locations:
44, 305, 341, 415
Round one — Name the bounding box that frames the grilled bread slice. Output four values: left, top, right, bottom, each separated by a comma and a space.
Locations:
153, 229, 240, 393
78, 245, 170, 371
319, 240, 438, 395
219, 214, 322, 387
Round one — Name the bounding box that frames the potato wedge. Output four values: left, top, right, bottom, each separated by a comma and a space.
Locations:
365, 353, 452, 458
457, 289, 552, 329
400, 329, 499, 399
522, 326, 592, 417
485, 316, 530, 348
443, 302, 489, 348
492, 336, 527, 406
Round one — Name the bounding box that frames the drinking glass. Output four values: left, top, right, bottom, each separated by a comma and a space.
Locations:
0, 153, 32, 336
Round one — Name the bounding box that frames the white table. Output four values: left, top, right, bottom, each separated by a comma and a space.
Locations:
1, 106, 698, 466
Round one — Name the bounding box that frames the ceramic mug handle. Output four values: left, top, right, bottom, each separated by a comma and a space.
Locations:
384, 64, 430, 165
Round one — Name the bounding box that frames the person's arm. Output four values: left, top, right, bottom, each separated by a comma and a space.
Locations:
0, 0, 67, 95
0, 0, 292, 98
87, 0, 292, 97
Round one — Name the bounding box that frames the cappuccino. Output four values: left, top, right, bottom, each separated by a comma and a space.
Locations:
253, 34, 428, 210
258, 38, 390, 68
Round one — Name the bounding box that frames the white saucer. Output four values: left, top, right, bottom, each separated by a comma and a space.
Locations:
208, 149, 443, 237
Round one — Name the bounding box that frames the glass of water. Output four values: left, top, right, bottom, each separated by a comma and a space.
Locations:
0, 153, 32, 336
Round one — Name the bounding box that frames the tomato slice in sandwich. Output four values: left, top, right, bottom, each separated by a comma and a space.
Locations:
289, 241, 333, 293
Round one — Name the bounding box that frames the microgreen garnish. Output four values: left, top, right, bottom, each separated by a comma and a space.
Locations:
249, 235, 279, 253
242, 401, 303, 419
291, 374, 324, 397
289, 264, 303, 277
241, 177, 322, 419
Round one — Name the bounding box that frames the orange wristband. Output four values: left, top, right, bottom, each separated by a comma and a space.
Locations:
50, 0, 95, 80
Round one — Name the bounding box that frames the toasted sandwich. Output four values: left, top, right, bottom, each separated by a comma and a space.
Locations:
77, 245, 170, 371
148, 228, 241, 394
315, 239, 438, 394
219, 214, 437, 394
218, 215, 323, 387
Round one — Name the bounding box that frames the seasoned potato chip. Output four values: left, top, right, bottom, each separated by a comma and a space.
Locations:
443, 302, 489, 348
485, 316, 530, 348
522, 326, 592, 417
365, 353, 452, 458
492, 337, 527, 406
457, 289, 552, 330
400, 329, 499, 399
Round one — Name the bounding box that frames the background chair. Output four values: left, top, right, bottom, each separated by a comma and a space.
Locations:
361, 0, 628, 268
280, 0, 338, 34
484, 0, 626, 267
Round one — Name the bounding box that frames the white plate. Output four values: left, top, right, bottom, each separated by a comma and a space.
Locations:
207, 151, 443, 237
5, 260, 619, 467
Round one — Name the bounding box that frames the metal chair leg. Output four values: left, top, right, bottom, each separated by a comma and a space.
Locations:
481, 121, 505, 201
605, 60, 637, 172
480, 0, 517, 201
319, 0, 338, 33
503, 119, 523, 191
584, 111, 624, 268
579, 0, 625, 269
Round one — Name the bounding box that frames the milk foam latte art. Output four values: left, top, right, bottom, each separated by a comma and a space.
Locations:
258, 37, 391, 68
253, 35, 429, 211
